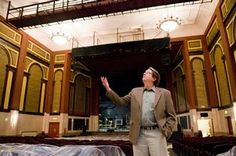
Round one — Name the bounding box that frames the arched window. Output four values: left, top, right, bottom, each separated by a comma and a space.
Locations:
52, 70, 63, 113
0, 47, 10, 109
191, 57, 209, 108
24, 64, 43, 113
174, 67, 188, 112
213, 46, 231, 106
69, 74, 90, 115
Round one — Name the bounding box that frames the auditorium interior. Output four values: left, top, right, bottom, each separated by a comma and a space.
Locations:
0, 0, 236, 155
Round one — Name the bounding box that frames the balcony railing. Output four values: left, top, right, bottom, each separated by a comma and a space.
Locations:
7, 0, 100, 20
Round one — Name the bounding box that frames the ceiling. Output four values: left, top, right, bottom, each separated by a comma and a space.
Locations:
0, 0, 219, 83
0, 0, 218, 51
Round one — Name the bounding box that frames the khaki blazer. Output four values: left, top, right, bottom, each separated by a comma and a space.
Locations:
106, 87, 176, 145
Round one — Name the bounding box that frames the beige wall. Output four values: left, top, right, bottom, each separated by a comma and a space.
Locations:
17, 114, 44, 135
0, 112, 11, 135
0, 111, 44, 136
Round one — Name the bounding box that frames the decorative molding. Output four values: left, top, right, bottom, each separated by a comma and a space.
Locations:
25, 56, 49, 80
172, 60, 184, 73
189, 55, 205, 61
71, 72, 91, 87
54, 67, 64, 72
206, 18, 219, 46
27, 41, 51, 63
209, 37, 223, 66
221, 0, 236, 20
55, 54, 65, 64
187, 39, 202, 52
70, 70, 76, 82
0, 43, 19, 68
226, 13, 236, 47
0, 22, 21, 47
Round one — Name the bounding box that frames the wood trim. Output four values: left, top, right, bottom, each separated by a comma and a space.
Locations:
171, 35, 203, 43
60, 51, 71, 113
11, 33, 28, 110
201, 35, 219, 108
216, 5, 236, 101
183, 40, 196, 109
44, 52, 55, 113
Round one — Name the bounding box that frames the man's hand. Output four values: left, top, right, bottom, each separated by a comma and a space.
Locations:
100, 76, 111, 91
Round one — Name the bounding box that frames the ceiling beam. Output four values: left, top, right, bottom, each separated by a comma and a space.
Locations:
7, 0, 198, 28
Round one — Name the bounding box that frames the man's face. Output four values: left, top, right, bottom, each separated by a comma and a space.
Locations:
142, 69, 156, 84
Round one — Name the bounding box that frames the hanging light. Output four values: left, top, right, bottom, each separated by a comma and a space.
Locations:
51, 32, 69, 45
158, 16, 181, 32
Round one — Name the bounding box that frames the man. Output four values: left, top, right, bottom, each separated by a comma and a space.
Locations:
100, 67, 176, 156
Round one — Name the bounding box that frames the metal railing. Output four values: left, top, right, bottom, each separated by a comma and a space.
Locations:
6, 0, 212, 21
6, 0, 99, 20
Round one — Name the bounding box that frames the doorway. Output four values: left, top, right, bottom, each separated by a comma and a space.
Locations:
48, 122, 59, 138
225, 116, 233, 135
197, 118, 213, 137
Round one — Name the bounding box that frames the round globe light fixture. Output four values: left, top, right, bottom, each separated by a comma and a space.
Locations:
51, 32, 68, 45
158, 17, 181, 32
